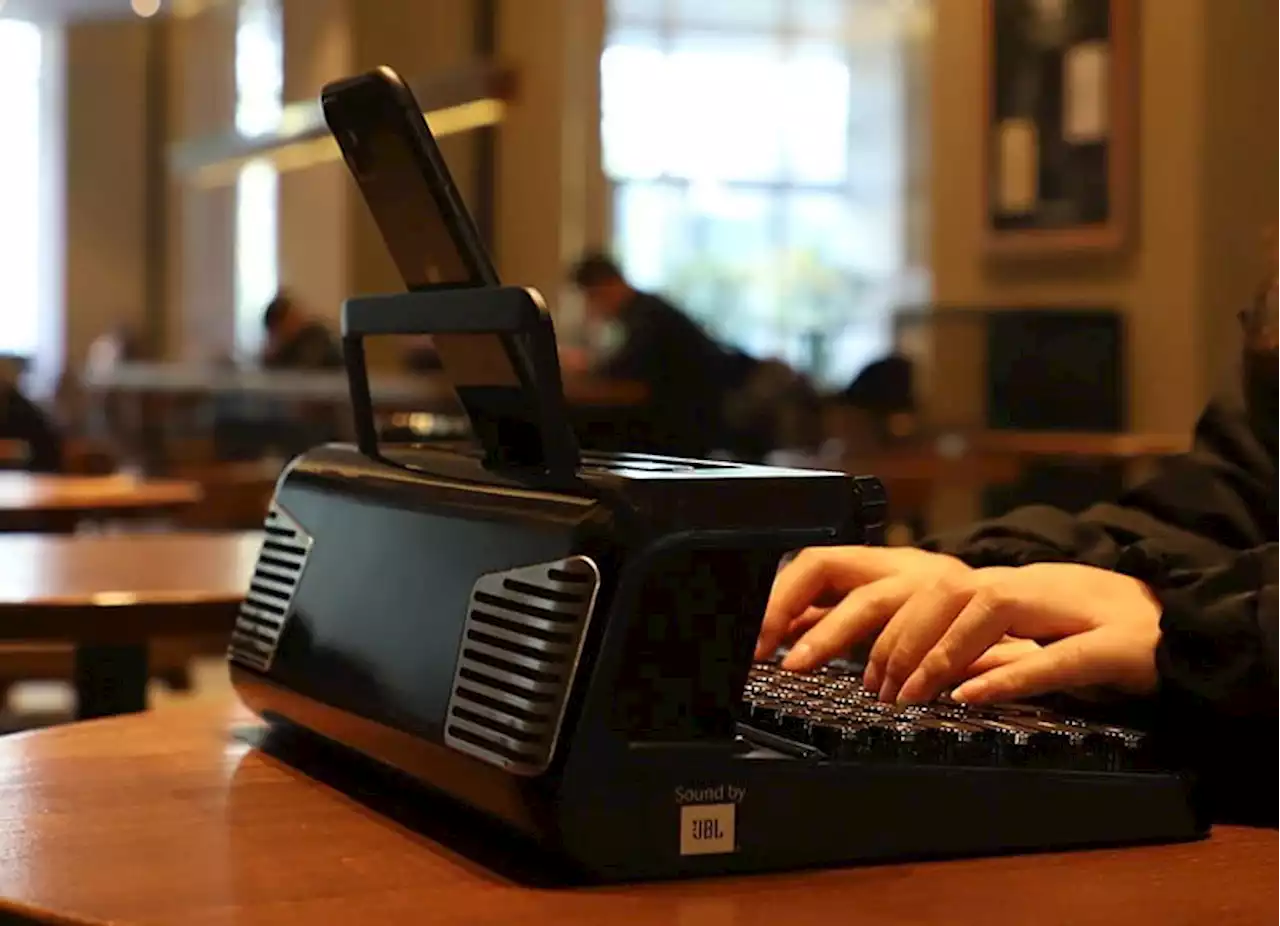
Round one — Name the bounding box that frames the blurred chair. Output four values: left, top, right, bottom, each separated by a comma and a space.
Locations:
720, 357, 825, 461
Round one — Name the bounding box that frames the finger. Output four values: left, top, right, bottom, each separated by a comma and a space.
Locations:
952, 633, 1105, 704
959, 638, 1043, 678
781, 577, 913, 672
868, 570, 1003, 703
779, 606, 832, 647
895, 574, 1021, 703
865, 567, 1007, 698
756, 547, 896, 659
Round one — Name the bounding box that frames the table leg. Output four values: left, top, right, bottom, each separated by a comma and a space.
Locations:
73, 644, 150, 719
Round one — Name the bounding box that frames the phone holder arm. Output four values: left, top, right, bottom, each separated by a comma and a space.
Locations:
340, 286, 582, 478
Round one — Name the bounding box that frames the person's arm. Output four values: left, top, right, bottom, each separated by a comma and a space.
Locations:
921, 387, 1276, 573
594, 312, 661, 382
1149, 544, 1278, 826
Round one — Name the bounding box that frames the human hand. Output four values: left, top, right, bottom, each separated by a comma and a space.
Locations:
865, 562, 1162, 706
755, 545, 971, 664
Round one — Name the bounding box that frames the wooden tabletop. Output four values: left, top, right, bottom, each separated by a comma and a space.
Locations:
0, 531, 258, 642
0, 699, 1272, 926
965, 431, 1190, 460
84, 362, 647, 411
0, 473, 203, 518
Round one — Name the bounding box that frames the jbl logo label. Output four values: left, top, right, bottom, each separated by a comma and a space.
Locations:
679, 803, 735, 856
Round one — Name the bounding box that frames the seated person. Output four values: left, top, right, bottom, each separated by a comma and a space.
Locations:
261, 291, 343, 370
757, 267, 1278, 826
827, 353, 918, 454
215, 293, 343, 460
563, 253, 731, 457
0, 383, 64, 472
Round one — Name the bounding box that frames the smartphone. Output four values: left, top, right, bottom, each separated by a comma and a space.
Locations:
322, 67, 496, 289
321, 67, 580, 476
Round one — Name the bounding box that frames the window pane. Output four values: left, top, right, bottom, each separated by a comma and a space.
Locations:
233, 0, 282, 357
610, 0, 667, 26
234, 161, 279, 357
602, 0, 931, 387
601, 34, 669, 180
235, 0, 283, 137
781, 43, 850, 183
791, 0, 846, 33
613, 181, 691, 289
666, 35, 784, 181
672, 0, 783, 30
672, 185, 779, 349
0, 21, 43, 358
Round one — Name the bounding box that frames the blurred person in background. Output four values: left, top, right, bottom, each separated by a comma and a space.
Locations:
563, 253, 732, 457
0, 381, 63, 472
825, 353, 918, 457
261, 290, 343, 370
214, 291, 343, 460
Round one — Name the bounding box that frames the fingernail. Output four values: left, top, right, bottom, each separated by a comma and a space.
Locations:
862, 666, 879, 691
781, 643, 814, 672
753, 642, 768, 661
878, 680, 901, 704
950, 684, 973, 704
896, 671, 924, 705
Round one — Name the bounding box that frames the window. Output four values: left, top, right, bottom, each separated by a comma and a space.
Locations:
233, 0, 283, 358
0, 20, 44, 360
602, 0, 931, 387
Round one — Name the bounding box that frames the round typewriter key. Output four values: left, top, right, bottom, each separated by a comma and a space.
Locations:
968, 718, 1034, 766
1092, 724, 1149, 770
775, 711, 813, 739
895, 722, 949, 763
807, 720, 847, 756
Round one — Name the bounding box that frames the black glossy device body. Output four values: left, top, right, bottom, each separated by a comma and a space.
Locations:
229, 287, 1203, 881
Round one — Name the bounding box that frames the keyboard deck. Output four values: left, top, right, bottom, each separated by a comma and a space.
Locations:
741, 663, 1150, 772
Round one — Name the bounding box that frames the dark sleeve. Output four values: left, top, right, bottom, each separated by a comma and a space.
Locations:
1149, 545, 1278, 826
920, 386, 1277, 573
595, 311, 663, 382
0, 389, 63, 473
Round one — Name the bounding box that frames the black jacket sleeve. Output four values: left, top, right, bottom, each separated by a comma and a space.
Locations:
919, 383, 1277, 575
1148, 544, 1278, 826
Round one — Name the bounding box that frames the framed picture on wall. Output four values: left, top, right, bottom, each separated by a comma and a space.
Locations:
983, 0, 1137, 257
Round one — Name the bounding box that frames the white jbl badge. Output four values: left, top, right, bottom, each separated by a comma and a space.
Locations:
679, 803, 736, 856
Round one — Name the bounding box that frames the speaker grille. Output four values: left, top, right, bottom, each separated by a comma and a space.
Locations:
444, 556, 601, 775
228, 503, 312, 673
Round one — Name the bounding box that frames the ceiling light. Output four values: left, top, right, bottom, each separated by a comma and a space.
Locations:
131, 0, 162, 17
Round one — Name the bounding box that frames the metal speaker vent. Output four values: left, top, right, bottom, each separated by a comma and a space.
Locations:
228, 503, 312, 672
444, 555, 601, 776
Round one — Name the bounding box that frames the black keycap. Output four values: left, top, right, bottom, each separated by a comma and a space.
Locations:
748, 702, 782, 728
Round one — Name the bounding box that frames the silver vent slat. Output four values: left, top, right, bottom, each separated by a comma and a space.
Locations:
461, 621, 573, 655
454, 678, 558, 716
444, 555, 601, 775
228, 503, 312, 672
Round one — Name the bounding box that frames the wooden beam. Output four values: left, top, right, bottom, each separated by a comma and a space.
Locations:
170, 62, 518, 188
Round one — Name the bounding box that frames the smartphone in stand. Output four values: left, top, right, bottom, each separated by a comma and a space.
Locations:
321, 66, 580, 476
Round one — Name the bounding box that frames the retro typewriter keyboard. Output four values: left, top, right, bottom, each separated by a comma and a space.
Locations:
741, 663, 1152, 772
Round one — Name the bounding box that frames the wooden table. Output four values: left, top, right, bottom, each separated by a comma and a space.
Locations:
0, 699, 1273, 926
0, 532, 258, 718
0, 472, 203, 532
85, 361, 648, 412
966, 430, 1189, 461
